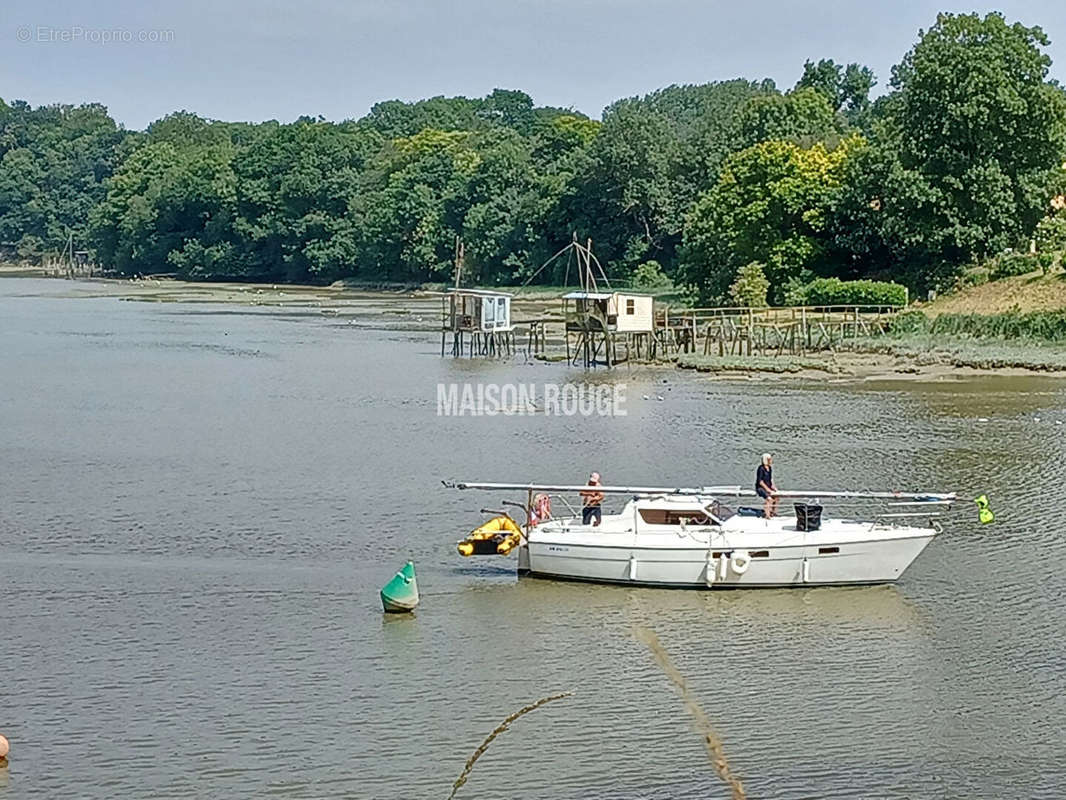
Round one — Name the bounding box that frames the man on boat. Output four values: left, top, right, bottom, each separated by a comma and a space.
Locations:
756, 454, 778, 518
581, 472, 604, 526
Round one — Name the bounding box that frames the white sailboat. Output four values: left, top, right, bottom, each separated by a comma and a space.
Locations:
450, 482, 956, 588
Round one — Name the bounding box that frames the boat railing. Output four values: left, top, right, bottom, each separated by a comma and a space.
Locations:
549, 493, 580, 517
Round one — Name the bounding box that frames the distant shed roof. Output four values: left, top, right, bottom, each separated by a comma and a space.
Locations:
445, 287, 513, 297
563, 291, 612, 300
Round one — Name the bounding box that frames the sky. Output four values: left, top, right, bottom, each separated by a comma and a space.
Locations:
4, 0, 1065, 130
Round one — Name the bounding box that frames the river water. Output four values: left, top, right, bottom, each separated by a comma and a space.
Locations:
2, 277, 1065, 799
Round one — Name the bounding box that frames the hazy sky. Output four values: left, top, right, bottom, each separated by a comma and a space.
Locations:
4, 0, 1065, 130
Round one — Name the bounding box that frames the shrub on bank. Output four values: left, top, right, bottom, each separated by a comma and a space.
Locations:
728, 262, 770, 307
990, 252, 1040, 280
959, 267, 990, 288
887, 310, 930, 335
1035, 215, 1066, 271
793, 277, 908, 307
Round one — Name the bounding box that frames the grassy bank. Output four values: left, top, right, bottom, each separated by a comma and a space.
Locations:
922, 268, 1066, 315
840, 306, 1066, 371
843, 335, 1066, 371
889, 308, 1066, 341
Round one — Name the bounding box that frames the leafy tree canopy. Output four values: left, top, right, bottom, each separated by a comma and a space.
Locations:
795, 59, 876, 115
4, 11, 1066, 302
679, 136, 861, 302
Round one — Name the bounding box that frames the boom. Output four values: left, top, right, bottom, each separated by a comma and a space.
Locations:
444, 481, 956, 503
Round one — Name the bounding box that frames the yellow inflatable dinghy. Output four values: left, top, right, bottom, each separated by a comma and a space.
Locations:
457, 515, 523, 556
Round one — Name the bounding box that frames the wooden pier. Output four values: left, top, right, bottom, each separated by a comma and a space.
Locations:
441, 293, 903, 365
655, 305, 903, 358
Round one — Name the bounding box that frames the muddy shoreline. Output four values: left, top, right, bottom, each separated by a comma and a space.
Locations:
5, 271, 1065, 382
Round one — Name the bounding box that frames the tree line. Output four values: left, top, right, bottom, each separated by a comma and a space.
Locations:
1, 11, 1064, 303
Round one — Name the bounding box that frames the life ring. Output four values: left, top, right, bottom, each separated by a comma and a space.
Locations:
730, 550, 751, 575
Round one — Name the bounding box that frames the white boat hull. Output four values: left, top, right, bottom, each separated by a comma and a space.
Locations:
459, 483, 951, 590
522, 521, 936, 588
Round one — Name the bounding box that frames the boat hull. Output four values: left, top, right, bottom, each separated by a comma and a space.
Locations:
523, 533, 935, 588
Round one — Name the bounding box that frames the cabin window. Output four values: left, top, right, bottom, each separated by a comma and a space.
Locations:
626, 298, 635, 315
818, 546, 840, 554
750, 550, 769, 558
639, 509, 714, 526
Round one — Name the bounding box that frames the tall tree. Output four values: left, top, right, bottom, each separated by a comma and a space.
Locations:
795, 59, 876, 116
230, 120, 378, 282
736, 87, 845, 149
565, 80, 774, 277
889, 12, 1066, 264
89, 139, 239, 277
0, 101, 127, 259
350, 129, 480, 281
679, 137, 860, 302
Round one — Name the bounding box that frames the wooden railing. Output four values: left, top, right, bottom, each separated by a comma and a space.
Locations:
655, 304, 906, 356
658, 304, 903, 328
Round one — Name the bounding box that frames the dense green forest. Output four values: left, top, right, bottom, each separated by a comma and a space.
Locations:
1, 11, 1064, 302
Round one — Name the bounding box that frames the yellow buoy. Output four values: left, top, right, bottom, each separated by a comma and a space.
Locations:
0, 733, 9, 759
975, 495, 995, 524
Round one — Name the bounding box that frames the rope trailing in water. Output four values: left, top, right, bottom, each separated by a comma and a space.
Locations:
447, 692, 573, 800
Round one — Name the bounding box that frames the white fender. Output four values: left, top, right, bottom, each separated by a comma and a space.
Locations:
802, 557, 811, 583
730, 550, 751, 575
629, 554, 638, 581
718, 553, 729, 581
704, 550, 716, 586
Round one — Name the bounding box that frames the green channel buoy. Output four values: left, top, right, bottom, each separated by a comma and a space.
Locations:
974, 495, 995, 524
381, 561, 419, 613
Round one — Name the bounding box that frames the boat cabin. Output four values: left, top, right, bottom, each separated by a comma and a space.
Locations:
623, 496, 735, 526
563, 291, 654, 334
443, 288, 513, 333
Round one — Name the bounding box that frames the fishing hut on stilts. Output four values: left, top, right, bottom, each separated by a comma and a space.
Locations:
550, 237, 655, 367
439, 239, 516, 357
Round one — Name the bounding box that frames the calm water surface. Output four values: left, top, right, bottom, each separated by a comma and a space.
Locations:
2, 278, 1066, 799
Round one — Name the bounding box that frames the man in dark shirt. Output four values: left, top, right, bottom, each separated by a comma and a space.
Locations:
755, 453, 778, 518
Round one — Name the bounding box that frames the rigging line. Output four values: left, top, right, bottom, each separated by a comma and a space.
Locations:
586, 243, 612, 290
519, 239, 577, 288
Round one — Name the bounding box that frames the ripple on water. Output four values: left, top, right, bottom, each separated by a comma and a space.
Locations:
2, 283, 1066, 798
